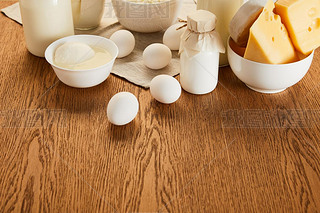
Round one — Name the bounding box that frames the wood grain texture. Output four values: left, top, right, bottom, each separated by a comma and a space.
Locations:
1, 1, 320, 212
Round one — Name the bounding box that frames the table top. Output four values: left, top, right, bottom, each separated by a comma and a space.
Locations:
1, 1, 320, 212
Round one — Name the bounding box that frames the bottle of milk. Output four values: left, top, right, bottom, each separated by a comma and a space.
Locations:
179, 10, 225, 95
197, 0, 244, 66
19, 0, 74, 57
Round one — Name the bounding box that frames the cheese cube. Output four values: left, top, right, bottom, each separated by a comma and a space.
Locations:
244, 0, 298, 64
275, 0, 320, 55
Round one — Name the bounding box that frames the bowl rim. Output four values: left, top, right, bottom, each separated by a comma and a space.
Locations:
227, 36, 314, 67
45, 35, 119, 72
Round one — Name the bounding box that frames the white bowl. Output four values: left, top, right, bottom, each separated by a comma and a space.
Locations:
227, 38, 314, 94
111, 0, 182, 33
45, 35, 118, 88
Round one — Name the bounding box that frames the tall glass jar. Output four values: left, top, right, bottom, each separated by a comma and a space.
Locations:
197, 0, 244, 66
19, 0, 74, 57
71, 0, 105, 30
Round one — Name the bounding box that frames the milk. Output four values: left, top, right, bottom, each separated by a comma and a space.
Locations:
197, 0, 244, 66
19, 0, 74, 57
72, 0, 105, 30
180, 51, 219, 95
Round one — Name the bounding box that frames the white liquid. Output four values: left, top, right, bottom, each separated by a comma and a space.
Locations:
197, 0, 243, 66
19, 0, 74, 57
72, 0, 105, 30
180, 51, 219, 95
54, 47, 113, 70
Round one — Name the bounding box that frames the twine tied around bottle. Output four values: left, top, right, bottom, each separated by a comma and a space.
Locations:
178, 10, 225, 57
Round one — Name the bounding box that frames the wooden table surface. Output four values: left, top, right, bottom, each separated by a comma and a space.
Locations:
1, 1, 320, 212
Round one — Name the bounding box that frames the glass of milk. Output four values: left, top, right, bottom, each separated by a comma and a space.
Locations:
197, 0, 244, 66
71, 0, 106, 30
19, 0, 74, 57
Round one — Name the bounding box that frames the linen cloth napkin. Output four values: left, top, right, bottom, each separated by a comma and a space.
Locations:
1, 1, 196, 88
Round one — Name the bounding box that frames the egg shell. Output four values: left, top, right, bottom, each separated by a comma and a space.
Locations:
150, 75, 181, 104
107, 92, 139, 126
143, 43, 172, 70
110, 30, 135, 58
163, 23, 186, 51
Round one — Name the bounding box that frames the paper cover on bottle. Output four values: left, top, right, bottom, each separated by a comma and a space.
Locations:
179, 10, 225, 57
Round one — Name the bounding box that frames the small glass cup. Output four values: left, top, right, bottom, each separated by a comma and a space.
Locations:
71, 0, 106, 30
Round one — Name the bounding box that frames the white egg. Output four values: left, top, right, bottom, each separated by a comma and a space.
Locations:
163, 23, 186, 51
107, 92, 139, 126
150, 75, 181, 104
110, 30, 135, 58
54, 42, 95, 65
143, 43, 172, 70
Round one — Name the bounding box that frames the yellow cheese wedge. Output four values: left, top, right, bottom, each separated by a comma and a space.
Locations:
275, 0, 320, 55
244, 0, 298, 64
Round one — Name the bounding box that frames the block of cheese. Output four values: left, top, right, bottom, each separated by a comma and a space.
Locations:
244, 0, 298, 64
275, 0, 320, 55
229, 38, 246, 57
229, 0, 267, 47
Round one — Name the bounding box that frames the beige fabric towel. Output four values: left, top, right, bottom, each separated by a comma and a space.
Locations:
1, 2, 21, 24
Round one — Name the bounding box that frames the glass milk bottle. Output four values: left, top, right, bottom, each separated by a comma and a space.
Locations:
197, 0, 244, 66
179, 10, 225, 95
19, 0, 74, 57
71, 0, 105, 30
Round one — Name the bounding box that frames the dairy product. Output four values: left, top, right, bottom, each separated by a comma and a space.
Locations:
275, 0, 320, 54
179, 10, 224, 95
230, 0, 267, 47
197, 0, 244, 66
68, 48, 112, 70
244, 0, 297, 64
19, 0, 74, 57
72, 0, 105, 30
229, 38, 246, 57
54, 43, 112, 70
55, 42, 95, 65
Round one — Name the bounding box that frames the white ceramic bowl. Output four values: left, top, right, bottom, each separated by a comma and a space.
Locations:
45, 35, 118, 88
227, 38, 314, 93
111, 0, 182, 33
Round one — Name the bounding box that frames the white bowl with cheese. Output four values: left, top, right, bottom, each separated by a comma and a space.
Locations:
228, 37, 314, 94
111, 0, 182, 33
45, 35, 118, 88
